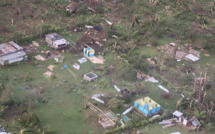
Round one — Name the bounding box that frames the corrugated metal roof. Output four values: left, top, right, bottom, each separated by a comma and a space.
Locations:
0, 50, 26, 61
0, 41, 23, 56
45, 33, 63, 41
54, 39, 68, 46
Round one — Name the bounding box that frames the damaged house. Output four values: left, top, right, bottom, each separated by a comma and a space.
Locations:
45, 33, 70, 49
134, 97, 161, 116
0, 41, 27, 65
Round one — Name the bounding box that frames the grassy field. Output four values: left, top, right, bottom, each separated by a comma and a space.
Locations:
0, 0, 215, 133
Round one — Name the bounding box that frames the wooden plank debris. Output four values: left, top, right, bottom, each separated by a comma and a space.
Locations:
47, 65, 54, 71
122, 107, 133, 115
35, 55, 45, 61
114, 85, 121, 92
159, 120, 172, 125
92, 94, 104, 104
171, 132, 181, 134
158, 85, 169, 93
162, 124, 175, 128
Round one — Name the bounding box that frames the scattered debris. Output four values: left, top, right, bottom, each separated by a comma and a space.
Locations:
84, 54, 104, 64
35, 55, 46, 61
162, 124, 175, 128
120, 89, 135, 95
94, 65, 104, 71
114, 85, 121, 92
104, 19, 113, 25
152, 114, 160, 119
137, 72, 146, 80
173, 111, 183, 118
158, 85, 169, 93
189, 49, 201, 57
190, 116, 201, 127
171, 132, 181, 134
88, 103, 117, 129
169, 43, 176, 47
43, 71, 53, 78
59, 56, 64, 63
122, 106, 133, 115
35, 51, 61, 61
122, 114, 130, 122
88, 7, 96, 12
112, 35, 118, 39
32, 41, 39, 47
47, 65, 54, 71
120, 119, 125, 127
75, 28, 105, 53
83, 72, 98, 82
66, 2, 77, 13
147, 58, 157, 64
181, 94, 185, 98
185, 54, 200, 62
72, 63, 80, 70
159, 120, 172, 125
175, 51, 187, 59
64, 64, 78, 79
78, 57, 87, 64
94, 26, 102, 32
85, 25, 94, 29
92, 94, 104, 104
145, 75, 159, 83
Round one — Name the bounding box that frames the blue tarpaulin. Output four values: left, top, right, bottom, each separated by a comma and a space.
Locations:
64, 64, 68, 68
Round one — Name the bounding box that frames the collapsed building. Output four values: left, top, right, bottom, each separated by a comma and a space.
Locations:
0, 41, 27, 65
74, 28, 105, 53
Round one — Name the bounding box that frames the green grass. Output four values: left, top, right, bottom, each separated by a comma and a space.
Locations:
142, 123, 208, 134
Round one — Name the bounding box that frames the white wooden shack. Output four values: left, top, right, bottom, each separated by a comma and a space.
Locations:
45, 33, 69, 49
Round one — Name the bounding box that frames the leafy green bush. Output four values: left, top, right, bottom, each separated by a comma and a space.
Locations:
19, 112, 39, 128
108, 98, 125, 110
97, 78, 110, 90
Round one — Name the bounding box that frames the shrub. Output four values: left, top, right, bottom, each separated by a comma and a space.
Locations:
108, 98, 125, 110
19, 113, 39, 128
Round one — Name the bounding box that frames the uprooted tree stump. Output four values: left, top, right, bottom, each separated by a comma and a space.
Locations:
161, 92, 172, 99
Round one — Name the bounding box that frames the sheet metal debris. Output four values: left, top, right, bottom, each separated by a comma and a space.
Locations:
185, 54, 200, 62
158, 85, 169, 93
92, 94, 104, 104
78, 57, 87, 64
114, 85, 121, 92
122, 107, 133, 115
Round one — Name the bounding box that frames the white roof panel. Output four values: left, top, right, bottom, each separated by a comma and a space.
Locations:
186, 54, 200, 62
173, 110, 183, 117
54, 39, 69, 46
